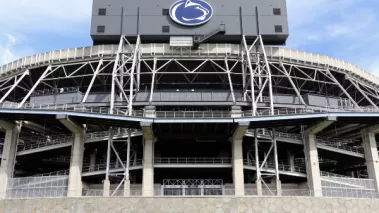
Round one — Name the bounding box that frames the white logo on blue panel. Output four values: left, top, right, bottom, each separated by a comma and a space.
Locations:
169, 0, 213, 26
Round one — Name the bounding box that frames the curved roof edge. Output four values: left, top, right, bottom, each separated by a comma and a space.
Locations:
0, 44, 378, 87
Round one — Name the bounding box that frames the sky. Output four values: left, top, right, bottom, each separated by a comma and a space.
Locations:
0, 0, 378, 75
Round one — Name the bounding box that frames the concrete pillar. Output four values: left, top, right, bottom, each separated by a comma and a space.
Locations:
58, 115, 85, 197
232, 139, 244, 196
142, 139, 154, 196
90, 150, 96, 171
103, 180, 110, 196
124, 179, 131, 196
304, 133, 322, 197
67, 131, 85, 197
287, 150, 295, 172
141, 122, 155, 196
0, 121, 20, 199
231, 122, 248, 196
362, 127, 379, 192
303, 118, 335, 197
275, 179, 282, 196
256, 180, 262, 196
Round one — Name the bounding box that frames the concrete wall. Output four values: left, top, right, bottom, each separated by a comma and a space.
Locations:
1, 197, 379, 213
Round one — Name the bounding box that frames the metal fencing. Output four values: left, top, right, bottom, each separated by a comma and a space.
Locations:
6, 176, 68, 199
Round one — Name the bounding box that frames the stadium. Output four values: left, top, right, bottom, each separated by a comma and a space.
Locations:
0, 0, 379, 212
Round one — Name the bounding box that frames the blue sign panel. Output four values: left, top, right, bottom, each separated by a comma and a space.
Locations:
169, 0, 213, 26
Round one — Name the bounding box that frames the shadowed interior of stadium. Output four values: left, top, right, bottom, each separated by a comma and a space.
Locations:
1, 0, 379, 199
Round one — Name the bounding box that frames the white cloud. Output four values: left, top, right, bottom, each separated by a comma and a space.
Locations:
0, 0, 92, 33
286, 0, 379, 75
0, 33, 34, 65
0, 0, 92, 66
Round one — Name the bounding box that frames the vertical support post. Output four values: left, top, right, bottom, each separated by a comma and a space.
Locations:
104, 127, 113, 196
232, 139, 244, 196
141, 122, 155, 196
149, 57, 157, 105
303, 118, 335, 197
231, 122, 248, 196
110, 37, 124, 115
0, 121, 20, 199
128, 36, 141, 116
142, 139, 154, 196
242, 35, 257, 115
67, 131, 85, 197
304, 133, 322, 197
272, 129, 281, 196
58, 116, 85, 197
124, 128, 132, 197
254, 129, 262, 196
362, 127, 379, 192
258, 35, 274, 115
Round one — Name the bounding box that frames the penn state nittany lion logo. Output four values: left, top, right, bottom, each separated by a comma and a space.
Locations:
169, 0, 213, 26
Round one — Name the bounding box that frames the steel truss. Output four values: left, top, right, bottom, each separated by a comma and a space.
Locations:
104, 127, 135, 196
242, 35, 274, 115
110, 35, 141, 115
247, 128, 280, 195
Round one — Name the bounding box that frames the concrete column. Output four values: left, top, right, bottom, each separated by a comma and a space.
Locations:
232, 139, 244, 196
256, 180, 262, 196
67, 132, 85, 197
58, 115, 85, 197
304, 133, 322, 197
142, 139, 154, 196
103, 180, 110, 196
141, 122, 155, 196
124, 179, 131, 196
362, 127, 379, 192
231, 122, 248, 196
0, 121, 20, 199
90, 150, 96, 171
287, 150, 295, 172
304, 118, 335, 197
275, 179, 282, 196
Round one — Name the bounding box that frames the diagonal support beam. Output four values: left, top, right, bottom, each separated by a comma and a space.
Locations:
306, 117, 337, 135
0, 70, 29, 104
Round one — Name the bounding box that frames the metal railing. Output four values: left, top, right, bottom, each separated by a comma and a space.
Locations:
154, 158, 231, 165
316, 139, 364, 154
247, 129, 363, 155
2, 102, 379, 119
16, 128, 140, 152
244, 159, 306, 174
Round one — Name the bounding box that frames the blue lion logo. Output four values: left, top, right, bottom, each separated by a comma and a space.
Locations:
170, 0, 213, 26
